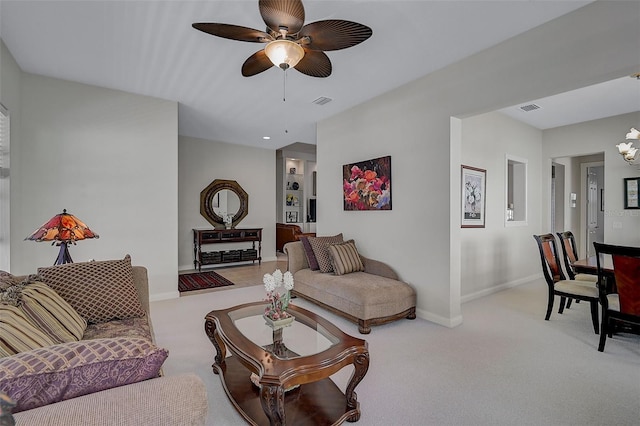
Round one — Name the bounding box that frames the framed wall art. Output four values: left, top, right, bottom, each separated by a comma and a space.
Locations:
286, 211, 298, 223
623, 177, 639, 209
461, 165, 486, 228
343, 155, 391, 210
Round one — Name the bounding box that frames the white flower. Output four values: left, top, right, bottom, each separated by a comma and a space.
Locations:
272, 269, 283, 287
617, 141, 634, 154
283, 271, 294, 290
263, 273, 276, 292
626, 128, 640, 140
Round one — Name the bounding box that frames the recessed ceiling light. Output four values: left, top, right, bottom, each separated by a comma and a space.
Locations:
262, 136, 271, 140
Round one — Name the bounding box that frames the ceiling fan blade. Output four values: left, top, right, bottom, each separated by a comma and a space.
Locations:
192, 23, 272, 43
294, 49, 332, 78
259, 0, 305, 35
299, 20, 372, 51
242, 50, 274, 77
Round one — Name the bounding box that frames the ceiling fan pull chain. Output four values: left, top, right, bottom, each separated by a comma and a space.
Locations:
283, 69, 287, 102
283, 70, 288, 133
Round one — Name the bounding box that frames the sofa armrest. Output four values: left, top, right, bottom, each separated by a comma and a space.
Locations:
361, 256, 399, 280
13, 373, 208, 426
131, 266, 150, 315
284, 241, 309, 274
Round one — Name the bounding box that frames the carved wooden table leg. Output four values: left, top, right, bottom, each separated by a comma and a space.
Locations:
204, 318, 226, 374
345, 351, 370, 422
260, 384, 285, 426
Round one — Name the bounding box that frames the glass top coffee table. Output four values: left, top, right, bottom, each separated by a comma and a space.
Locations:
204, 301, 369, 426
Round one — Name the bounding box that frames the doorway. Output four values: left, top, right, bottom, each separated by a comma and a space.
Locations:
585, 164, 604, 257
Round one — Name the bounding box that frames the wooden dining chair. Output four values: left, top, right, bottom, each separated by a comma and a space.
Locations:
556, 231, 598, 283
533, 234, 600, 334
593, 242, 640, 352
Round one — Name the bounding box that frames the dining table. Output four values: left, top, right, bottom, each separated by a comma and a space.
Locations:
573, 254, 615, 292
572, 255, 613, 275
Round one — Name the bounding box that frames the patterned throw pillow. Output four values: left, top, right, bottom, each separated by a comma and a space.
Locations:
299, 237, 320, 271
328, 240, 365, 276
0, 305, 57, 357
307, 234, 344, 273
0, 337, 168, 413
20, 281, 87, 343
37, 255, 145, 324
0, 271, 17, 291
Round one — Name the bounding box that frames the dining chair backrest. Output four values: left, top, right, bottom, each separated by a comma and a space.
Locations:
556, 231, 581, 279
534, 234, 566, 285
593, 242, 640, 316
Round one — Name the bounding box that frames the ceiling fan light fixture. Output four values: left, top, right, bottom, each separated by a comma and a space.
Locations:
265, 40, 304, 70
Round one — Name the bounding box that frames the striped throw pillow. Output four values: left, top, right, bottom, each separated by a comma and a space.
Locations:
308, 234, 344, 273
328, 240, 364, 276
0, 305, 57, 357
20, 281, 87, 343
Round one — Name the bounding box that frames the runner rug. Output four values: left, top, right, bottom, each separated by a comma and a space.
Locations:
178, 271, 234, 293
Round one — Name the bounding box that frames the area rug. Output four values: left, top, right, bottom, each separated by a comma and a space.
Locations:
178, 271, 234, 293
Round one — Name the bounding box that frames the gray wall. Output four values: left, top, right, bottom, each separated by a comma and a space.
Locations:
543, 112, 640, 249
178, 135, 276, 271
316, 2, 639, 326
0, 40, 21, 271
3, 58, 180, 299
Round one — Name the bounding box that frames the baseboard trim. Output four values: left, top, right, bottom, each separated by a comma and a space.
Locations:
416, 308, 463, 328
461, 273, 541, 304
151, 291, 180, 302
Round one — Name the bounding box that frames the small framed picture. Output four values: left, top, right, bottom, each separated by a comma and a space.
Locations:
623, 177, 640, 209
289, 167, 296, 174
461, 165, 486, 228
286, 211, 298, 223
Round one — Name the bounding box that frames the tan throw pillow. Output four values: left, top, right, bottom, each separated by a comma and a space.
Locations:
20, 281, 87, 343
0, 305, 57, 357
308, 234, 344, 273
37, 255, 146, 324
328, 240, 365, 276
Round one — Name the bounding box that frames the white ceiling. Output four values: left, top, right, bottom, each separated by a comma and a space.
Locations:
1, 1, 637, 150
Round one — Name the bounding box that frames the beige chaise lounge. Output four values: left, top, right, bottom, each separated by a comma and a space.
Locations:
285, 240, 416, 334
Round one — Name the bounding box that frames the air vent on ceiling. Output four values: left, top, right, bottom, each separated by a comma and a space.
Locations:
519, 103, 540, 112
312, 96, 333, 106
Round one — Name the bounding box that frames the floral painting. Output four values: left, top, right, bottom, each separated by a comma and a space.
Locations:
461, 165, 486, 228
343, 156, 391, 210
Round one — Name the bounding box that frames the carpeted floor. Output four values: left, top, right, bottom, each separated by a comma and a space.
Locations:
152, 278, 640, 426
178, 271, 234, 293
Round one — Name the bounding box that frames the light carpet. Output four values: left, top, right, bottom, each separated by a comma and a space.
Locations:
150, 278, 640, 426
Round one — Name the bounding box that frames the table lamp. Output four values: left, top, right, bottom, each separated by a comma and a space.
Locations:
25, 209, 99, 265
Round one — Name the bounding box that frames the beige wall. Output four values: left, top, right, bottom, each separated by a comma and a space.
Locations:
178, 136, 276, 271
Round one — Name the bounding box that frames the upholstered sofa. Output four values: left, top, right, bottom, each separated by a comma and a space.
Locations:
285, 237, 416, 334
276, 222, 315, 252
0, 256, 208, 425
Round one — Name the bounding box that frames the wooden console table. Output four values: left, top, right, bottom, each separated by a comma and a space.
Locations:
193, 228, 262, 271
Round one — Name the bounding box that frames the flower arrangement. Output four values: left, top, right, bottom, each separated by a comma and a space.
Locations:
343, 164, 391, 210
263, 269, 294, 321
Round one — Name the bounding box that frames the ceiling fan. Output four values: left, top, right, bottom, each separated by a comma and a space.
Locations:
192, 0, 372, 78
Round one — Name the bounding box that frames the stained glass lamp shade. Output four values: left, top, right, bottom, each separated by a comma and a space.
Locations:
25, 209, 99, 265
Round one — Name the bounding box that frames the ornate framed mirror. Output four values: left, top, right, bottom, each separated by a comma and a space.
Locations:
200, 179, 248, 229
